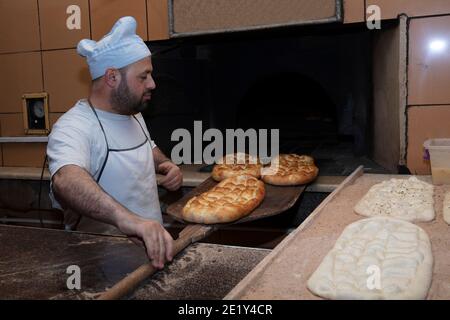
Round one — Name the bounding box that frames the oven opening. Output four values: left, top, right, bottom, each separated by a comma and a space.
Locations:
146, 23, 399, 176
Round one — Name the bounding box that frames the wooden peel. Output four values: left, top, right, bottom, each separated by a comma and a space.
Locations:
166, 177, 306, 224
97, 224, 214, 300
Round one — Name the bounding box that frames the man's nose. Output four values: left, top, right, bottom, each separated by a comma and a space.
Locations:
147, 77, 156, 90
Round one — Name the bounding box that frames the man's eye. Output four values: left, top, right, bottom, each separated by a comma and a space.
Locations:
140, 76, 147, 80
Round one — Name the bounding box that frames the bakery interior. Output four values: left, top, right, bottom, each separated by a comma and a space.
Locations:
0, 0, 449, 300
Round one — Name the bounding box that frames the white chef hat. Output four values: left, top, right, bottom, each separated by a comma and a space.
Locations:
77, 16, 151, 80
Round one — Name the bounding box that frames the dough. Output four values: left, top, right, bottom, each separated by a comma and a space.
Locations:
212, 153, 262, 182
182, 175, 265, 224
354, 177, 435, 222
444, 191, 450, 225
261, 154, 319, 186
307, 217, 433, 300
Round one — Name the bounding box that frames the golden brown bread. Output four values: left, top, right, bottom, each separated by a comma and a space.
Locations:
261, 154, 319, 186
211, 153, 262, 181
182, 175, 265, 224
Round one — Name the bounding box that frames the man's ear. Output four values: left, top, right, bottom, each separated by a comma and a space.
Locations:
104, 68, 121, 88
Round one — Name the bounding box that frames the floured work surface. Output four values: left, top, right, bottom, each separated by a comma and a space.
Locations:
0, 225, 147, 300
226, 174, 450, 299
0, 225, 268, 299
130, 243, 269, 300
167, 177, 305, 225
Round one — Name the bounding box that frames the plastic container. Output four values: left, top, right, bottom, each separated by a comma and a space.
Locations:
423, 138, 450, 185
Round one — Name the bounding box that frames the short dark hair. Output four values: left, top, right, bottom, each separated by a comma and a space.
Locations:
118, 65, 130, 77
92, 65, 130, 84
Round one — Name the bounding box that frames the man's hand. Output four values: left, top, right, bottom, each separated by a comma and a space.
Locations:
130, 219, 174, 269
158, 161, 183, 191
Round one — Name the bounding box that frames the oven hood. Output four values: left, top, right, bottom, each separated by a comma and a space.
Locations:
168, 0, 343, 38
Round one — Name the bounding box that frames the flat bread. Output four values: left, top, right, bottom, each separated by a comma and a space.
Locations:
307, 217, 433, 300
444, 191, 450, 225
261, 154, 319, 186
211, 153, 262, 182
354, 177, 435, 222
182, 175, 265, 224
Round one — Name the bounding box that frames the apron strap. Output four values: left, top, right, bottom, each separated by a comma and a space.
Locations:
132, 114, 152, 142
87, 99, 110, 183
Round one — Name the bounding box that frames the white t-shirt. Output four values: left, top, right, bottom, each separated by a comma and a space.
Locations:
47, 99, 158, 216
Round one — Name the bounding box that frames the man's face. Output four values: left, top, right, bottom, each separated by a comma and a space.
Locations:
110, 57, 156, 115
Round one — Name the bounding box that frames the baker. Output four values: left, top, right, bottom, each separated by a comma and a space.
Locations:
47, 16, 182, 269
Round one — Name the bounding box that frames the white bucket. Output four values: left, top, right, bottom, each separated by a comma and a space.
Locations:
423, 138, 450, 185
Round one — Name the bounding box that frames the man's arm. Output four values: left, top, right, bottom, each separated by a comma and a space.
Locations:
152, 146, 171, 167
52, 164, 173, 269
152, 147, 183, 191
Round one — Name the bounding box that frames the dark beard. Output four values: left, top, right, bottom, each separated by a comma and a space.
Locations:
110, 77, 149, 115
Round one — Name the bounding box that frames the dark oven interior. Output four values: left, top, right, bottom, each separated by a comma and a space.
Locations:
145, 23, 391, 177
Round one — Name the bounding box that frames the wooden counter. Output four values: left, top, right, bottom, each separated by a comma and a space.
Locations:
226, 168, 450, 300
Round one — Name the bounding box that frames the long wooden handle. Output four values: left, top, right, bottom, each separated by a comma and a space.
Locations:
97, 224, 213, 300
